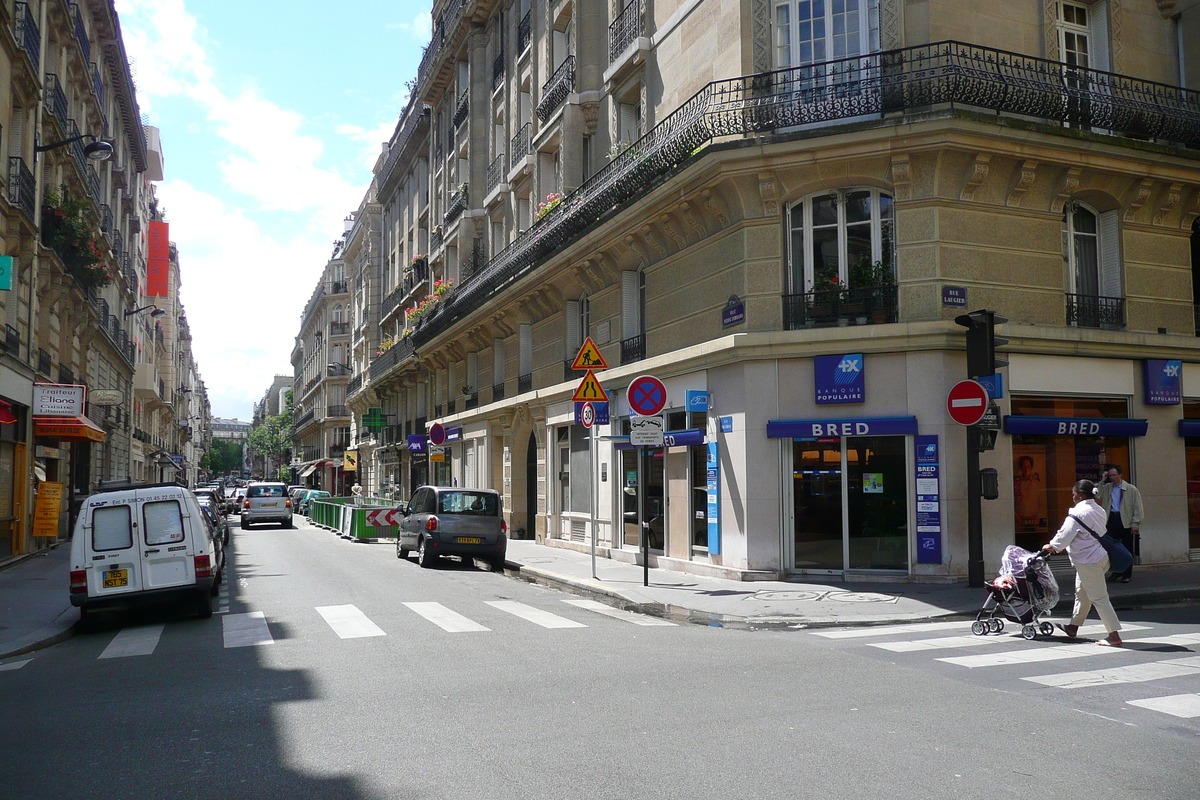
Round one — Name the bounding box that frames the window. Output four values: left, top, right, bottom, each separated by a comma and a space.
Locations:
92, 505, 133, 551
143, 501, 185, 546
773, 0, 880, 69
787, 189, 893, 293
1064, 201, 1120, 298
565, 294, 589, 358
1058, 1, 1112, 72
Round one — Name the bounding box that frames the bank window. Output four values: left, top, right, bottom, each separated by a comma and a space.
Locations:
787, 189, 894, 293
1009, 395, 1130, 553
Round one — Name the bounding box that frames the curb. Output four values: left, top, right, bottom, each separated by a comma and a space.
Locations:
0, 616, 76, 661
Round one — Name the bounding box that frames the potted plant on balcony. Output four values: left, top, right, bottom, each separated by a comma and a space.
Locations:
536, 192, 563, 221
41, 188, 112, 290
849, 255, 896, 324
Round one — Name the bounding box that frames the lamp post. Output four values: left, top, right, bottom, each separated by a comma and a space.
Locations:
124, 305, 166, 319
35, 133, 113, 162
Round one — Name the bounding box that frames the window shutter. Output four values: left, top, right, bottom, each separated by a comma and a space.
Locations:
493, 338, 506, 383
1098, 209, 1122, 298
1091, 1, 1111, 73
565, 300, 581, 356
622, 270, 641, 340
519, 324, 532, 374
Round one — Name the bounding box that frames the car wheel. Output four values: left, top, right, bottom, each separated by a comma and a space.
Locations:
283, 518, 294, 529
417, 538, 436, 568
224, 529, 230, 545
77, 606, 96, 633
210, 568, 222, 597
396, 539, 410, 559
195, 590, 214, 619
490, 556, 506, 573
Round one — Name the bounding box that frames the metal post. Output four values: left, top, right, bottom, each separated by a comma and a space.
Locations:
967, 426, 984, 587
641, 446, 649, 587
590, 424, 598, 580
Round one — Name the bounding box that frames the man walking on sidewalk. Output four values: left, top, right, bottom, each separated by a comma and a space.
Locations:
1099, 464, 1143, 583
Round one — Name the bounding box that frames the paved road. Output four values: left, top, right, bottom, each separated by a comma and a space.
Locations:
1, 516, 1197, 799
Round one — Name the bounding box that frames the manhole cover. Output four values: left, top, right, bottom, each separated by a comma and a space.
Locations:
752, 590, 828, 602
826, 591, 899, 603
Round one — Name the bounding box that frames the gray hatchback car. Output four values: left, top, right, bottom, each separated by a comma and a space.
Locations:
241, 481, 294, 529
398, 486, 506, 570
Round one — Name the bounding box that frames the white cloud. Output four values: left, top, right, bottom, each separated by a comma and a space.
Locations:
338, 120, 398, 171
392, 11, 432, 41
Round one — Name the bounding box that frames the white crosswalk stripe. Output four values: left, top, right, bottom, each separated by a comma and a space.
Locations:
937, 633, 1200, 669
316, 605, 387, 639
873, 623, 1152, 653
561, 597, 676, 626
403, 602, 490, 632
814, 621, 975, 639
1127, 693, 1200, 718
486, 600, 587, 629
1024, 655, 1200, 689
0, 659, 32, 671
223, 611, 274, 648
99, 625, 164, 659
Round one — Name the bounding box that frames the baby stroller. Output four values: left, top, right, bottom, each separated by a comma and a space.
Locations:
972, 545, 1060, 640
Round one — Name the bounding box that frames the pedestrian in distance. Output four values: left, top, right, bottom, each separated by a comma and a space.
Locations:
1098, 464, 1142, 583
1042, 479, 1123, 647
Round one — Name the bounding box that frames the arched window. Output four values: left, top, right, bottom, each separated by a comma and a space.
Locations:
787, 188, 893, 293
1064, 200, 1122, 328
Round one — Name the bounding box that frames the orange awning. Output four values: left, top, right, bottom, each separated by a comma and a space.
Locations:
33, 415, 106, 443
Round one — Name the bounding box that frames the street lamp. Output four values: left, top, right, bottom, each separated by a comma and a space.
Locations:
35, 133, 114, 161
125, 305, 167, 319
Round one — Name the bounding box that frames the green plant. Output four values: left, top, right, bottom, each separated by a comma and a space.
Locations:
607, 140, 633, 160
536, 192, 563, 221
41, 188, 111, 289
849, 256, 895, 290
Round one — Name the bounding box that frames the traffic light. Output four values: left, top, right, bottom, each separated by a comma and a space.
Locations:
954, 309, 1009, 379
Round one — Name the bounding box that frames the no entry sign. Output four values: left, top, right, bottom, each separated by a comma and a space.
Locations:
627, 375, 667, 417
946, 380, 990, 426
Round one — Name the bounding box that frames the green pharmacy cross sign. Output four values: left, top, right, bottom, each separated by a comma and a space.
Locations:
362, 407, 387, 431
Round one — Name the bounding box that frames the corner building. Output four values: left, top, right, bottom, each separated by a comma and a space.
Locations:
346, 0, 1200, 580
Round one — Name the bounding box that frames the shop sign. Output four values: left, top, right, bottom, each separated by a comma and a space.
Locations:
721, 295, 745, 328
706, 442, 721, 556
686, 390, 709, 412
35, 446, 62, 459
1143, 359, 1182, 405
343, 450, 358, 471
814, 354, 864, 404
914, 435, 941, 564
615, 428, 703, 449
445, 427, 463, 442
976, 373, 1004, 400
33, 383, 85, 417
0, 255, 12, 291
406, 435, 426, 452
942, 285, 968, 308
1002, 416, 1148, 437
1179, 420, 1200, 437
768, 416, 918, 439
574, 401, 609, 426
720, 416, 733, 433
88, 390, 124, 407
33, 482, 64, 537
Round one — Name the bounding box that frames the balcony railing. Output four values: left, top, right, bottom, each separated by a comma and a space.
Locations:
444, 184, 468, 228
487, 153, 505, 195
537, 55, 575, 121
454, 88, 470, 128
44, 74, 70, 126
782, 285, 898, 329
431, 226, 444, 252
3, 324, 20, 358
464, 391, 478, 410
462, 240, 487, 280
327, 404, 349, 418
510, 123, 531, 163
295, 409, 316, 429
369, 337, 415, 381
518, 10, 532, 54
382, 284, 406, 319
347, 373, 364, 396
609, 0, 642, 64
327, 362, 352, 377
7, 157, 35, 219
14, 4, 40, 68
37, 349, 52, 377
92, 62, 104, 107
518, 372, 533, 394
1066, 293, 1125, 329
327, 280, 348, 294
621, 334, 645, 365
70, 4, 91, 64
330, 321, 351, 336
99, 204, 113, 234
409, 41, 1200, 352
492, 382, 505, 402
493, 52, 505, 92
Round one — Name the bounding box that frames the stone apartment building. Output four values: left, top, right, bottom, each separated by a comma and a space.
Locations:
332, 0, 1200, 580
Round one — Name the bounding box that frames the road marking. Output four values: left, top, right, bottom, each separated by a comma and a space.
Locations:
939, 633, 1200, 669
316, 604, 387, 638
99, 625, 164, 659
813, 621, 975, 639
0, 659, 32, 671
560, 597, 676, 626
485, 600, 587, 629
873, 623, 1152, 652
1024, 656, 1200, 689
1127, 693, 1200, 718
403, 602, 490, 632
223, 611, 274, 648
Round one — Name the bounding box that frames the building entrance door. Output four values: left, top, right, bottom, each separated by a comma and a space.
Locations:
793, 439, 844, 570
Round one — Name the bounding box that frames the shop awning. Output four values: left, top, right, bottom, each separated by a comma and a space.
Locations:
33, 415, 106, 443
299, 463, 319, 478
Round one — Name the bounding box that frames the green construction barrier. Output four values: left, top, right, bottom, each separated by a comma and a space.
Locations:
310, 497, 400, 539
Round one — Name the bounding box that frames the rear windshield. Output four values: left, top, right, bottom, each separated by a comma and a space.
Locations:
248, 485, 286, 497
143, 501, 186, 546
437, 491, 499, 516
92, 505, 133, 551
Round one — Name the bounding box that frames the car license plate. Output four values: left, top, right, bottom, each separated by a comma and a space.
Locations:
456, 537, 483, 545
261, 502, 277, 507
103, 569, 128, 588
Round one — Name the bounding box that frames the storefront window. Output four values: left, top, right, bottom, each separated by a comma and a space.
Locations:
690, 446, 708, 551
846, 436, 907, 570
1009, 396, 1130, 552
793, 438, 844, 569
1184, 403, 1200, 550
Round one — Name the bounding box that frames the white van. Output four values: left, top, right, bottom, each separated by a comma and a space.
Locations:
70, 482, 226, 625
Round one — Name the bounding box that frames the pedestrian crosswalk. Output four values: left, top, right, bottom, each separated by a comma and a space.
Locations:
809, 619, 1200, 722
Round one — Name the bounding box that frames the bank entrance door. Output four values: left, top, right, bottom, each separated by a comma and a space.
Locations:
792, 436, 909, 572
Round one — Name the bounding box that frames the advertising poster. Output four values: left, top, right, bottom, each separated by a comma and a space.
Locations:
33, 482, 63, 537
146, 220, 170, 297
1012, 444, 1048, 533
914, 435, 941, 564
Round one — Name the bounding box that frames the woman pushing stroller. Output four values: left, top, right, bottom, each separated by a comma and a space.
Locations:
1041, 479, 1123, 647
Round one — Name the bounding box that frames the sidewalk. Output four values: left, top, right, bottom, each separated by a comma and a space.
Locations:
2, 534, 1197, 660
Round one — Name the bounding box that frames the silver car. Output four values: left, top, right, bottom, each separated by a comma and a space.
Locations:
397, 486, 506, 570
241, 482, 294, 529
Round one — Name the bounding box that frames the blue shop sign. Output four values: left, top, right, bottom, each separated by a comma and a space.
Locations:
814, 353, 864, 404
706, 441, 721, 556
1003, 416, 1148, 437
720, 416, 733, 433
914, 434, 942, 565
445, 427, 463, 442
977, 373, 1004, 400
685, 390, 709, 412
407, 435, 426, 452
1178, 420, 1200, 437
1144, 359, 1182, 405
768, 416, 919, 439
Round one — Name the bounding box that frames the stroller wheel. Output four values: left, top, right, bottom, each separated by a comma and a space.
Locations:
1021, 624, 1038, 641
1039, 622, 1055, 637
971, 620, 988, 636
989, 618, 1004, 633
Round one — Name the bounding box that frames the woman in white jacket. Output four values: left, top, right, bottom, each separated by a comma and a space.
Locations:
1042, 479, 1123, 647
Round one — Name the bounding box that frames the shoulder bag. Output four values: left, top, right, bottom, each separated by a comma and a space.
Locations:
1068, 514, 1134, 573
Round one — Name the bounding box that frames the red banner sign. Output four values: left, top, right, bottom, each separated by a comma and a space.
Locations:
146, 220, 170, 297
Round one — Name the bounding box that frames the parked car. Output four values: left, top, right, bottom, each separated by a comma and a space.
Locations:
70, 481, 225, 625
287, 485, 306, 502
298, 490, 331, 515
199, 501, 231, 546
397, 486, 506, 570
229, 487, 248, 514
242, 482, 294, 529
193, 488, 224, 515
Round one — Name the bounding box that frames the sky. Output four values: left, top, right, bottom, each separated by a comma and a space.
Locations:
114, 0, 433, 421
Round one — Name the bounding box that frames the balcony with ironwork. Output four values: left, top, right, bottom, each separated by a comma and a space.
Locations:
430, 226, 444, 253
327, 280, 348, 295
327, 404, 350, 419
347, 373, 364, 397
295, 408, 317, 430
327, 362, 352, 378
369, 337, 415, 382
92, 62, 104, 107
443, 183, 468, 228
330, 321, 351, 337
70, 3, 91, 64
608, 0, 645, 71
2, 324, 20, 358
461, 240, 487, 281
508, 123, 532, 181
7, 157, 35, 219
99, 204, 113, 235
493, 52, 505, 93
620, 334, 645, 365
492, 382, 505, 402
782, 285, 898, 329
1066, 293, 1126, 330
486, 153, 506, 199
44, 74, 70, 130
13, 4, 40, 69
453, 88, 470, 128
37, 349, 52, 377
518, 10, 531, 55
536, 56, 575, 122
517, 372, 533, 394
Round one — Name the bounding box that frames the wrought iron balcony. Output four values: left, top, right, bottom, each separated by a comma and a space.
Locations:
327, 362, 351, 377
621, 334, 645, 365
782, 285, 898, 329
518, 11, 531, 54
347, 373, 364, 396
454, 88, 470, 128
487, 153, 505, 195
431, 226, 444, 252
444, 184, 468, 228
327, 404, 350, 418
44, 74, 70, 126
99, 204, 113, 234
92, 63, 104, 106
537, 56, 575, 122
464, 391, 478, 410
517, 372, 533, 394
327, 280, 348, 294
295, 409, 316, 429
493, 52, 505, 92
609, 0, 642, 65
411, 41, 1200, 352
382, 283, 405, 319
7, 157, 35, 219
70, 4, 91, 64
462, 240, 487, 280
369, 337, 415, 381
37, 349, 52, 377
329, 321, 351, 336
492, 382, 505, 402
14, 4, 40, 68
510, 123, 531, 163
1066, 293, 1125, 329
3, 324, 19, 358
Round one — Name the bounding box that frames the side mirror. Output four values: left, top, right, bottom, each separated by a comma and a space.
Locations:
398, 502, 410, 516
